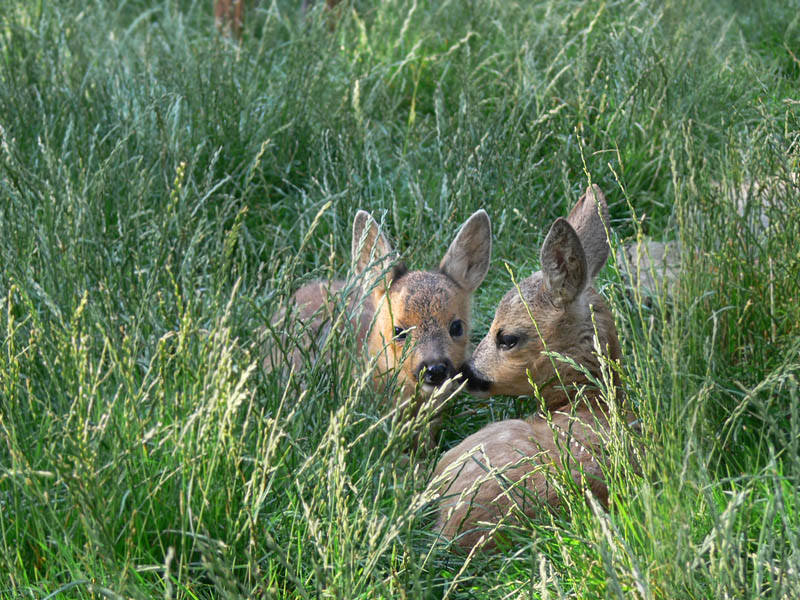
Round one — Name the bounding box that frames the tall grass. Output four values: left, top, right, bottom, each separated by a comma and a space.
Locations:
1, 0, 798, 597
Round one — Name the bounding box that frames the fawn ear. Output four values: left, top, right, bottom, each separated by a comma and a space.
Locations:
540, 218, 588, 306
352, 210, 400, 298
565, 184, 611, 280
439, 209, 492, 293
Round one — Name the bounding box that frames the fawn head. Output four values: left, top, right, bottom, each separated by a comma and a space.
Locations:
463, 185, 620, 406
352, 209, 491, 402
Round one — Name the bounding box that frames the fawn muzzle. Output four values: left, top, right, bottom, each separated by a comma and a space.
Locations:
416, 360, 454, 386
460, 361, 491, 393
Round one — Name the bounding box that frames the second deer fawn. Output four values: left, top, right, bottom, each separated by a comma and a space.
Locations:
433, 185, 633, 550
272, 209, 492, 434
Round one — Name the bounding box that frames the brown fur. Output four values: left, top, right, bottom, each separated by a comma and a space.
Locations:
214, 0, 244, 38
271, 209, 492, 422
433, 185, 633, 551
214, 0, 342, 38
434, 407, 612, 551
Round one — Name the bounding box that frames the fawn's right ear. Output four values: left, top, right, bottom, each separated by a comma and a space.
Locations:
565, 184, 611, 280
352, 210, 400, 298
540, 218, 588, 307
439, 209, 492, 293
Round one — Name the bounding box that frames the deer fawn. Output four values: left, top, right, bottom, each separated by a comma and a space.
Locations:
433, 185, 632, 550
273, 209, 492, 428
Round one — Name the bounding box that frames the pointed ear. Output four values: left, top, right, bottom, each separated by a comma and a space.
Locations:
352, 210, 399, 297
565, 184, 610, 280
439, 209, 492, 293
540, 218, 588, 306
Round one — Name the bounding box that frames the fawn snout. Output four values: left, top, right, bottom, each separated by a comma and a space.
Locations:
415, 358, 456, 387
458, 360, 491, 393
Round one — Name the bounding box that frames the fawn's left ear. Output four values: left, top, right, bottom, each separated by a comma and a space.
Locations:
565, 184, 610, 280
439, 210, 492, 293
352, 210, 399, 299
540, 218, 588, 307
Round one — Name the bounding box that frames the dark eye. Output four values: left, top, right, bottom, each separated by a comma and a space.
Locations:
394, 326, 408, 341
449, 319, 464, 338
497, 331, 519, 351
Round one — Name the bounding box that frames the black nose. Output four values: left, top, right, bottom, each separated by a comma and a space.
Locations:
418, 362, 449, 386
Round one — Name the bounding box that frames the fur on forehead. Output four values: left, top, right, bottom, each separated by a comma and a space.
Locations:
492, 271, 569, 330
501, 269, 591, 324
388, 271, 466, 315
497, 272, 543, 308
495, 287, 532, 322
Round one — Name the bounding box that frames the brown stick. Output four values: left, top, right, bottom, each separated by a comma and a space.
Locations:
214, 0, 244, 38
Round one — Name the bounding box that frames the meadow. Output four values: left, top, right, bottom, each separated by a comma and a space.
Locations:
1, 0, 799, 597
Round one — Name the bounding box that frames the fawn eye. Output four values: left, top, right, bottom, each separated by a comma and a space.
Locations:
497, 331, 519, 351
394, 326, 408, 341
449, 319, 464, 338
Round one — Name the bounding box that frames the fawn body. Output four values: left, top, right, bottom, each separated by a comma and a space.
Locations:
434, 185, 630, 550
277, 209, 492, 415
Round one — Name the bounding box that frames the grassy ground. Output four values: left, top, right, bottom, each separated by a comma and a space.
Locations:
1, 0, 799, 597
